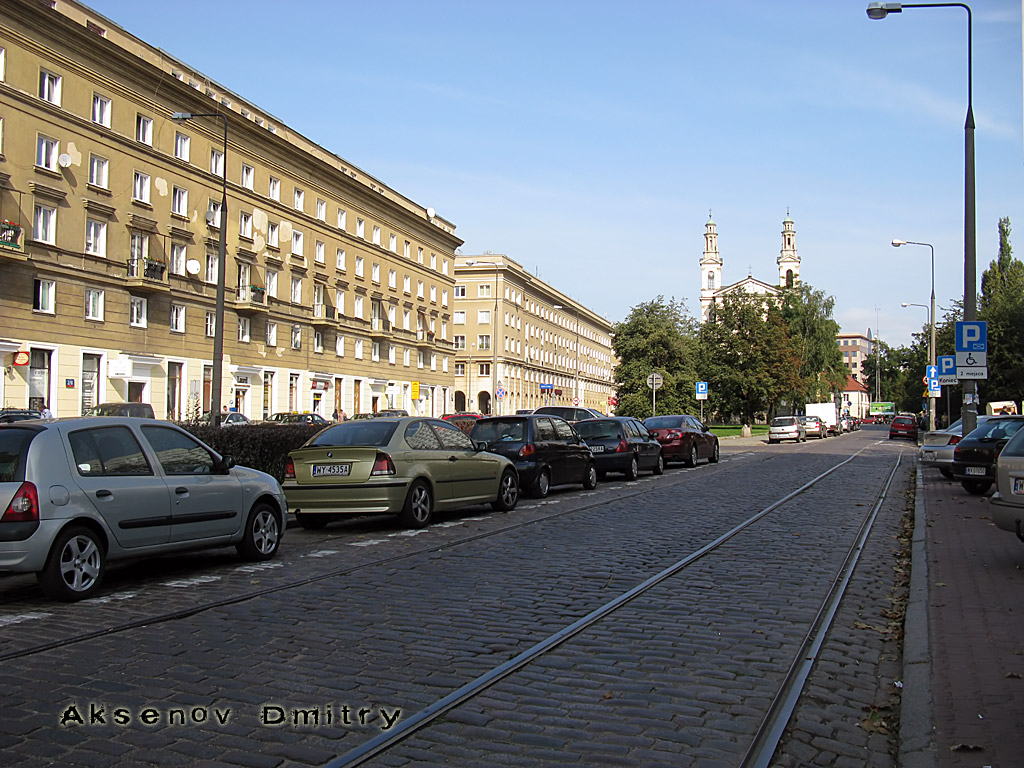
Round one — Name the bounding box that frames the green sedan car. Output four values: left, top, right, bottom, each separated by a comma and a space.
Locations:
283, 417, 520, 529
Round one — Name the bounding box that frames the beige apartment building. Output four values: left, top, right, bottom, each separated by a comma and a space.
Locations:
0, 0, 461, 420
837, 331, 875, 383
454, 255, 616, 416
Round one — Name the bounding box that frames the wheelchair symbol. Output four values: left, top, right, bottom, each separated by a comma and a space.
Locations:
965, 353, 977, 366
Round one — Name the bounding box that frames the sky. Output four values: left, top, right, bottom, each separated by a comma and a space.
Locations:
84, 0, 1024, 351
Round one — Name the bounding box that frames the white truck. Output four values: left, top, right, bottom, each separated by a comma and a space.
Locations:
805, 402, 841, 436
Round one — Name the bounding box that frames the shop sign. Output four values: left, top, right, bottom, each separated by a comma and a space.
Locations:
13, 351, 29, 366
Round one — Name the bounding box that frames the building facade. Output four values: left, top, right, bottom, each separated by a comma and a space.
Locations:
453, 255, 616, 415
0, 0, 461, 420
837, 331, 875, 383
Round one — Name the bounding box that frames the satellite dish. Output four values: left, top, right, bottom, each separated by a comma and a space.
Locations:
426, 207, 435, 219
185, 258, 201, 276
58, 153, 72, 168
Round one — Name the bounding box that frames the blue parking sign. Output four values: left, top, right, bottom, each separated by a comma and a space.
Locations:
696, 381, 708, 395
955, 321, 987, 352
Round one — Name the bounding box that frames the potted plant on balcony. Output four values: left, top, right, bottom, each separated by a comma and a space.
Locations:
250, 285, 266, 303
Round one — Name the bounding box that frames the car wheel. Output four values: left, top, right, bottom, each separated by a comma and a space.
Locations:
653, 452, 664, 475
399, 480, 433, 528
237, 503, 281, 560
491, 469, 520, 511
624, 454, 639, 481
296, 512, 329, 530
709, 441, 720, 463
686, 445, 698, 468
768, 439, 777, 445
38, 525, 105, 602
939, 467, 954, 479
962, 479, 992, 496
532, 468, 551, 498
582, 463, 598, 490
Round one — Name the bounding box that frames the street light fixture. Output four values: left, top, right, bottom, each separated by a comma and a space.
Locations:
868, 1, 978, 435
464, 260, 500, 415
172, 111, 228, 428
894, 240, 937, 431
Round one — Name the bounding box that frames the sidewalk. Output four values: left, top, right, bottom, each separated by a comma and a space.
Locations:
901, 466, 1024, 768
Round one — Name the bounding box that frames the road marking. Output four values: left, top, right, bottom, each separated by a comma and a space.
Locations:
91, 593, 138, 604
391, 530, 429, 538
235, 562, 283, 573
161, 575, 222, 588
0, 611, 52, 627
348, 539, 390, 547
306, 549, 341, 557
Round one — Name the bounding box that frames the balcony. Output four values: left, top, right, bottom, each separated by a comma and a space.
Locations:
370, 317, 391, 339
312, 303, 335, 327
416, 329, 435, 349
125, 258, 168, 292
234, 285, 269, 314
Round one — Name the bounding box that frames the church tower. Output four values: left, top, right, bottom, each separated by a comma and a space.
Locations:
699, 212, 723, 323
777, 210, 800, 288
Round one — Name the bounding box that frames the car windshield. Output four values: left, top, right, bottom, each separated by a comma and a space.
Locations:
307, 421, 398, 448
573, 420, 621, 441
771, 417, 796, 427
645, 416, 686, 429
471, 419, 526, 445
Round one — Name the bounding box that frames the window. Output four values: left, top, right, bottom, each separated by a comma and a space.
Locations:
453, 335, 466, 350
455, 363, 465, 377
404, 348, 411, 367
210, 148, 224, 176
453, 311, 466, 325
389, 234, 397, 253
335, 289, 345, 316
430, 253, 437, 270
267, 222, 279, 247
0, 117, 4, 156
354, 296, 364, 319
355, 256, 364, 278
135, 115, 152, 145
354, 339, 364, 360
372, 263, 380, 283
371, 341, 380, 362
430, 286, 437, 303
372, 226, 381, 246
293, 188, 303, 211
454, 285, 466, 298
205, 311, 216, 338
291, 230, 303, 256
238, 316, 250, 342
316, 199, 326, 221
291, 325, 301, 350
33, 278, 55, 313
266, 269, 278, 298
85, 288, 104, 321
417, 280, 424, 298
174, 132, 190, 162
36, 135, 58, 171
170, 304, 185, 333
171, 186, 188, 216
388, 269, 397, 289
442, 260, 449, 276
315, 240, 325, 264
478, 363, 491, 376
129, 296, 148, 328
0, 47, 5, 82
290, 277, 302, 304
207, 199, 222, 228
417, 247, 424, 264
92, 94, 111, 127
314, 330, 324, 354
170, 244, 186, 276
356, 218, 365, 239
85, 219, 106, 257
239, 211, 252, 238
39, 69, 61, 105
478, 335, 491, 350
88, 154, 108, 188
269, 176, 280, 201
442, 289, 449, 307
335, 335, 345, 357
241, 163, 254, 189
479, 284, 491, 298
130, 232, 149, 264
33, 204, 55, 244
132, 171, 151, 204
478, 310, 491, 324
205, 251, 218, 284
266, 321, 277, 346
403, 275, 411, 294
337, 209, 347, 229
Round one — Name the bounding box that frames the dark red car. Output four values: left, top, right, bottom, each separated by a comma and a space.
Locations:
888, 416, 919, 441
643, 414, 719, 466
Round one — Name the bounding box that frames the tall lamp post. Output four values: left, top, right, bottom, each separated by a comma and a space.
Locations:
894, 240, 936, 431
867, 1, 977, 435
172, 111, 228, 428
553, 304, 580, 408
464, 260, 499, 414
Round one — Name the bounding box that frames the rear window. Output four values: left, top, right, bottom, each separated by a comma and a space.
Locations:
771, 417, 796, 427
308, 421, 397, 447
893, 417, 915, 426
645, 416, 686, 429
471, 419, 526, 445
967, 418, 1024, 441
0, 428, 37, 482
574, 420, 621, 441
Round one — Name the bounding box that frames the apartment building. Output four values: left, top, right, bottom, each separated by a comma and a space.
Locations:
837, 331, 874, 382
0, 0, 460, 419
454, 255, 616, 416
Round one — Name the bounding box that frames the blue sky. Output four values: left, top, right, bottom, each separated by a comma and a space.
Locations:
86, 0, 1023, 350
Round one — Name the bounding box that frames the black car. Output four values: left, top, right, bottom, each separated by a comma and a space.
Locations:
470, 414, 597, 498
572, 417, 663, 480
951, 415, 1024, 495
532, 406, 604, 423
0, 409, 42, 424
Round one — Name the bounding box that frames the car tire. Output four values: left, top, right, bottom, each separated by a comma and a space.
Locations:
38, 525, 105, 602
653, 452, 664, 475
962, 479, 992, 496
768, 439, 777, 445
532, 468, 551, 498
939, 467, 954, 479
296, 512, 329, 530
399, 480, 433, 528
236, 503, 282, 561
686, 445, 698, 468
491, 469, 519, 511
709, 441, 720, 463
582, 463, 598, 490
624, 454, 639, 481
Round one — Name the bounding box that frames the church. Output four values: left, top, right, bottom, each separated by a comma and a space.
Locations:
698, 212, 801, 323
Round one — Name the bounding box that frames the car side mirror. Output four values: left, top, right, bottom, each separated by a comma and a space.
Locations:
218, 455, 236, 472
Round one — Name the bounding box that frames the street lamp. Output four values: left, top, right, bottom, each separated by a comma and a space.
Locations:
553, 304, 580, 408
868, 2, 978, 435
172, 111, 228, 428
464, 260, 499, 415
894, 240, 937, 431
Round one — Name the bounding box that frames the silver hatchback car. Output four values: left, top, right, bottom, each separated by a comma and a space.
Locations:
0, 417, 286, 601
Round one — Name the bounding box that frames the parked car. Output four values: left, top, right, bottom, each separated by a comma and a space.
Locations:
919, 416, 994, 479
800, 415, 827, 440
951, 415, 1024, 495
533, 406, 604, 423
282, 417, 519, 529
268, 412, 330, 426
84, 402, 155, 419
572, 417, 663, 480
768, 416, 806, 444
470, 414, 596, 498
0, 409, 42, 424
989, 426, 1024, 542
0, 417, 286, 601
643, 414, 719, 466
888, 416, 919, 442
200, 411, 252, 427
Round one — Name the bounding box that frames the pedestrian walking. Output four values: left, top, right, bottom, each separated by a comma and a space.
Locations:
41, 405, 53, 418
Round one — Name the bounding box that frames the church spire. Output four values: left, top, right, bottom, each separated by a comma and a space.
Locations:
700, 211, 723, 323
778, 209, 800, 288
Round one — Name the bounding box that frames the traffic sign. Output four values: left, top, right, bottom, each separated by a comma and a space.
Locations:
646, 373, 664, 390
495, 387, 505, 399
696, 381, 708, 400
936, 355, 957, 385
571, 397, 579, 406
955, 320, 988, 380
539, 383, 553, 391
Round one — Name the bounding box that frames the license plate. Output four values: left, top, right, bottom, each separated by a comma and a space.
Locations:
921, 451, 934, 460
311, 463, 352, 477
1014, 478, 1024, 495
589, 445, 605, 453
965, 466, 986, 476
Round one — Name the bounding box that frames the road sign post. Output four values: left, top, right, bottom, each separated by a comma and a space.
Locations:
696, 381, 708, 421
647, 372, 663, 417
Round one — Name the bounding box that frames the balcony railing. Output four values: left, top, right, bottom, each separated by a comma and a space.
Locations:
236, 285, 266, 304
127, 257, 166, 280
371, 318, 391, 332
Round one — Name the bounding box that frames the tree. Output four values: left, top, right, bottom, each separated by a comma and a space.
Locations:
978, 217, 1024, 404
778, 283, 846, 404
612, 296, 698, 418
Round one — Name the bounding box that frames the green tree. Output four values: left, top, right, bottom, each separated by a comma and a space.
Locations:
978, 217, 1024, 404
778, 283, 846, 404
612, 296, 698, 418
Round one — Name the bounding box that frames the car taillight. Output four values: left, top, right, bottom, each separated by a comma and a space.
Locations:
371, 453, 396, 476
949, 435, 962, 445
518, 443, 536, 458
284, 458, 295, 479
2, 482, 39, 523
616, 439, 629, 453
666, 430, 681, 440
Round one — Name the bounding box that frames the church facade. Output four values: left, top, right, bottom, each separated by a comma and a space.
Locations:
698, 212, 801, 322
